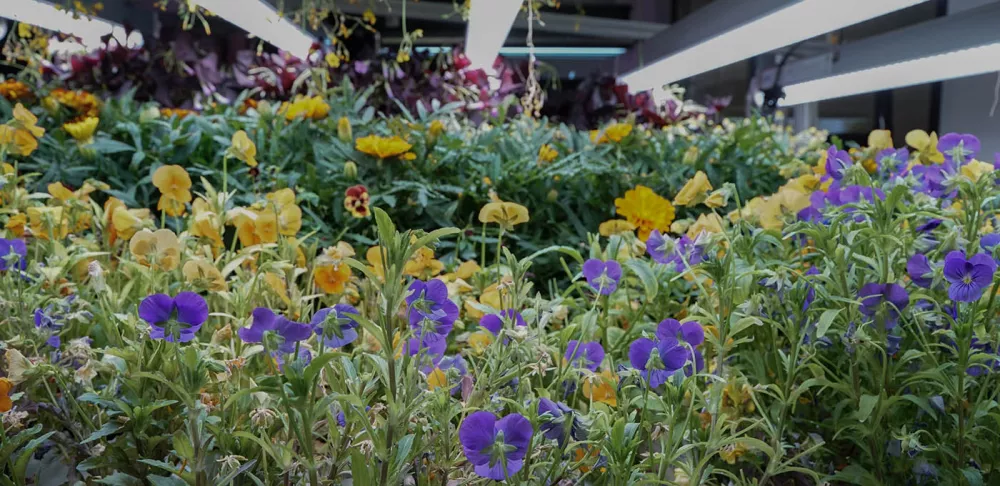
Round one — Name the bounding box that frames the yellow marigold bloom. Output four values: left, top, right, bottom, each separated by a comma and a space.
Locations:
868, 129, 893, 151
478, 201, 530, 232
538, 144, 558, 163
183, 258, 227, 291
0, 79, 31, 101
674, 171, 713, 207
0, 377, 13, 413
590, 122, 632, 145
355, 134, 413, 159
582, 370, 618, 406
129, 229, 181, 271
153, 165, 193, 208
27, 206, 68, 240
961, 159, 994, 181
64, 117, 98, 144
284, 95, 330, 121
687, 213, 724, 239
5, 213, 26, 237
428, 120, 446, 138
467, 331, 493, 354
0, 126, 39, 156
12, 103, 44, 138
906, 130, 945, 164
229, 130, 257, 167
615, 185, 675, 241
599, 219, 636, 237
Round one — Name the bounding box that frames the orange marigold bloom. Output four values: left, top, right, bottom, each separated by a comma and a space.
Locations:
355, 135, 412, 159
0, 79, 31, 101
0, 377, 13, 412
344, 185, 370, 218
160, 107, 195, 119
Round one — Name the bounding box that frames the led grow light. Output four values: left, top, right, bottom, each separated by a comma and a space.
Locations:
0, 0, 130, 50
190, 0, 314, 59
465, 0, 523, 70
781, 42, 1000, 105
621, 0, 928, 91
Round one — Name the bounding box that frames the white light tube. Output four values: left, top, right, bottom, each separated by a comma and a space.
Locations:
191, 0, 314, 59
465, 0, 523, 70
0, 0, 130, 50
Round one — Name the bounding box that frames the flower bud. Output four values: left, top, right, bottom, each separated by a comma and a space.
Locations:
139, 105, 160, 123
337, 117, 353, 142
343, 161, 358, 180
547, 189, 558, 202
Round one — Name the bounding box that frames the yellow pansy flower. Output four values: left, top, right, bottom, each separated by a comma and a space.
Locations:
467, 331, 493, 354
906, 130, 945, 164
152, 165, 193, 216
598, 219, 636, 237
961, 159, 994, 181
673, 170, 713, 207
868, 129, 893, 151
129, 229, 181, 271
27, 206, 68, 240
315, 263, 352, 294
64, 117, 98, 144
355, 134, 413, 159
403, 246, 444, 280
615, 185, 675, 241
582, 370, 618, 406
48, 182, 76, 202
454, 260, 480, 280
478, 201, 530, 232
0, 125, 39, 156
183, 258, 228, 291
687, 212, 724, 239
229, 130, 257, 167
12, 103, 44, 138
262, 272, 292, 306
190, 198, 224, 249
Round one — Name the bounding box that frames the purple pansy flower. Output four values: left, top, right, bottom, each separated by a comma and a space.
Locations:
877, 147, 909, 174
34, 307, 62, 348
582, 259, 622, 295
825, 146, 852, 180
564, 341, 604, 372
911, 163, 956, 198
479, 309, 526, 335
915, 219, 943, 234
537, 398, 583, 445
311, 304, 360, 348
857, 283, 909, 329
406, 279, 459, 340
238, 307, 312, 353
943, 251, 997, 302
274, 348, 312, 372
139, 292, 209, 343
0, 238, 27, 272
981, 233, 1000, 252
401, 334, 447, 361
907, 254, 934, 289
628, 319, 704, 388
938, 133, 980, 164
646, 230, 675, 264
459, 411, 533, 480
968, 339, 999, 376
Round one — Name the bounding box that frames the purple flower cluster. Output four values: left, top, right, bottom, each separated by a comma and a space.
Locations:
943, 251, 997, 302
407, 279, 459, 343
537, 398, 584, 445
857, 283, 909, 329
628, 319, 704, 387
0, 238, 27, 272
564, 341, 605, 372
238, 307, 312, 353
311, 304, 360, 348
479, 309, 526, 335
647, 231, 705, 271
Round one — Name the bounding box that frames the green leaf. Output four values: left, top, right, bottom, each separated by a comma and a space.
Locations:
391, 434, 415, 476
303, 351, 345, 385
815, 308, 842, 338
82, 422, 121, 444
147, 475, 187, 486
624, 258, 658, 301
606, 327, 626, 350
855, 394, 879, 423
95, 472, 143, 486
